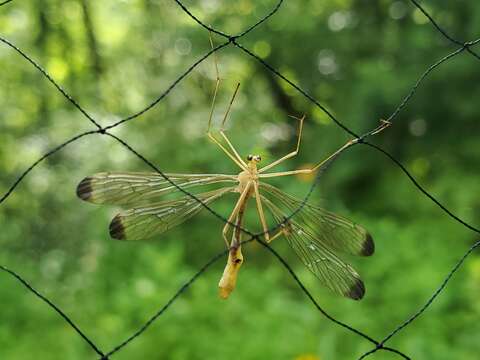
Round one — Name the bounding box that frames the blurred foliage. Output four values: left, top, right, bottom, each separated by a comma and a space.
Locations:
1, 0, 480, 359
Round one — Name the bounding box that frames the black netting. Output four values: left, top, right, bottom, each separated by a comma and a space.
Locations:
1, 1, 479, 359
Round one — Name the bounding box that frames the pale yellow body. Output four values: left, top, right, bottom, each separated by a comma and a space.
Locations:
235, 158, 259, 195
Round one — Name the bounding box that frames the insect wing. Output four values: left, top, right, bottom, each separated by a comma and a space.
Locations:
260, 193, 365, 300
110, 187, 234, 240
260, 183, 374, 256
77, 172, 237, 205
285, 217, 365, 299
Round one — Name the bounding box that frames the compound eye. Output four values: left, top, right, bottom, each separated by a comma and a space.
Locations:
257, 156, 262, 161
247, 154, 253, 161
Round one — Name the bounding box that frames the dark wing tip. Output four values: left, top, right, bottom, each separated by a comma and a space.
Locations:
76, 176, 94, 201
347, 278, 365, 300
361, 232, 375, 256
109, 214, 127, 240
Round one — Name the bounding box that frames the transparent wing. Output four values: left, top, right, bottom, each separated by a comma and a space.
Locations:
110, 187, 234, 240
261, 195, 365, 300
260, 183, 374, 257
77, 172, 237, 205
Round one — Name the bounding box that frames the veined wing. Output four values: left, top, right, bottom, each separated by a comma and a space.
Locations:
260, 183, 374, 257
77, 172, 237, 205
110, 186, 235, 240
260, 195, 365, 300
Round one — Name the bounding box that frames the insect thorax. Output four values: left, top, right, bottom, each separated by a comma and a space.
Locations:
236, 169, 257, 194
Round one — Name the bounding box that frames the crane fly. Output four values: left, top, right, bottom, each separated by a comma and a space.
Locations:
77, 37, 377, 300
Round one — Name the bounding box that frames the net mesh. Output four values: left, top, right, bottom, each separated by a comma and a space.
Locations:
1, 1, 479, 359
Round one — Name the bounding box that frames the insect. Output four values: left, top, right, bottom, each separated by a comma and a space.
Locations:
76, 105, 374, 300
77, 38, 377, 300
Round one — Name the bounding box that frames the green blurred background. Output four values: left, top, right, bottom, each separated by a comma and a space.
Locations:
1, 0, 480, 359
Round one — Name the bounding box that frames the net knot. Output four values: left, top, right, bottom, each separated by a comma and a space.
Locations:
98, 128, 106, 135
228, 35, 238, 44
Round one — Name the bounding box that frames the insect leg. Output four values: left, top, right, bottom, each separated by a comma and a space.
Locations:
259, 139, 356, 178
206, 34, 248, 171
258, 114, 305, 173
207, 31, 220, 135
221, 182, 252, 246
218, 83, 248, 168
268, 228, 286, 243
252, 181, 270, 241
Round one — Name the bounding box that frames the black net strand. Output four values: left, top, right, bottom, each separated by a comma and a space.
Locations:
408, 0, 480, 61
363, 142, 480, 235
231, 40, 360, 139
0, 265, 106, 358
103, 41, 231, 131
235, 0, 284, 38
0, 0, 14, 7
0, 36, 102, 129
256, 239, 411, 360
385, 46, 466, 123
358, 239, 480, 360
102, 242, 246, 357
0, 130, 99, 204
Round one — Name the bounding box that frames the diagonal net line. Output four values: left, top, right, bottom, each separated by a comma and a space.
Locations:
255, 239, 411, 360
357, 239, 480, 360
0, 0, 479, 358
0, 0, 14, 7
408, 0, 480, 61
0, 37, 101, 129
0, 265, 106, 358
103, 40, 230, 131
0, 131, 99, 204
385, 46, 467, 122
102, 239, 254, 358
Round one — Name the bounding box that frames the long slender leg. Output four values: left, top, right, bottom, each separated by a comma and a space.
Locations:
206, 33, 248, 170
260, 118, 392, 178
207, 31, 220, 134
252, 181, 270, 241
259, 114, 305, 173
221, 182, 252, 246
268, 228, 286, 242
218, 83, 248, 169
258, 194, 292, 243
267, 225, 292, 243
208, 133, 248, 170
259, 139, 356, 179
206, 33, 243, 169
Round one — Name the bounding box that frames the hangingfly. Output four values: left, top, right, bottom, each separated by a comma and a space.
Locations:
77, 107, 374, 300
77, 35, 376, 300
